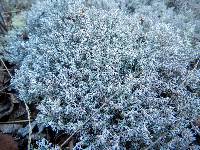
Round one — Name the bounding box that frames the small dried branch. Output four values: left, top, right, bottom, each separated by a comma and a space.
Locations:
2, 9, 23, 14
0, 58, 12, 78
0, 12, 6, 27
0, 25, 6, 34
0, 68, 13, 71
24, 103, 32, 150
0, 119, 32, 124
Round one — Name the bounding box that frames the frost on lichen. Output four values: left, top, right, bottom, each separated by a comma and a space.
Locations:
36, 138, 60, 150
5, 0, 200, 149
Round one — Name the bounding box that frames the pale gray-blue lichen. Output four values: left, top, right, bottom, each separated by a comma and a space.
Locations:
5, 0, 200, 149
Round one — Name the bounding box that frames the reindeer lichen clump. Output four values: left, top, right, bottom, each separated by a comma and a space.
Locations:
5, 0, 200, 149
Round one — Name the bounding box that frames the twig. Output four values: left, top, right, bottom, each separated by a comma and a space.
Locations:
0, 119, 32, 124
0, 22, 7, 33
0, 12, 6, 30
0, 68, 13, 71
24, 103, 32, 150
3, 78, 11, 85
3, 9, 23, 14
0, 58, 12, 78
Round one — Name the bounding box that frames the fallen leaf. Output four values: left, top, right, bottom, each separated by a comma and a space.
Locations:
0, 133, 18, 150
